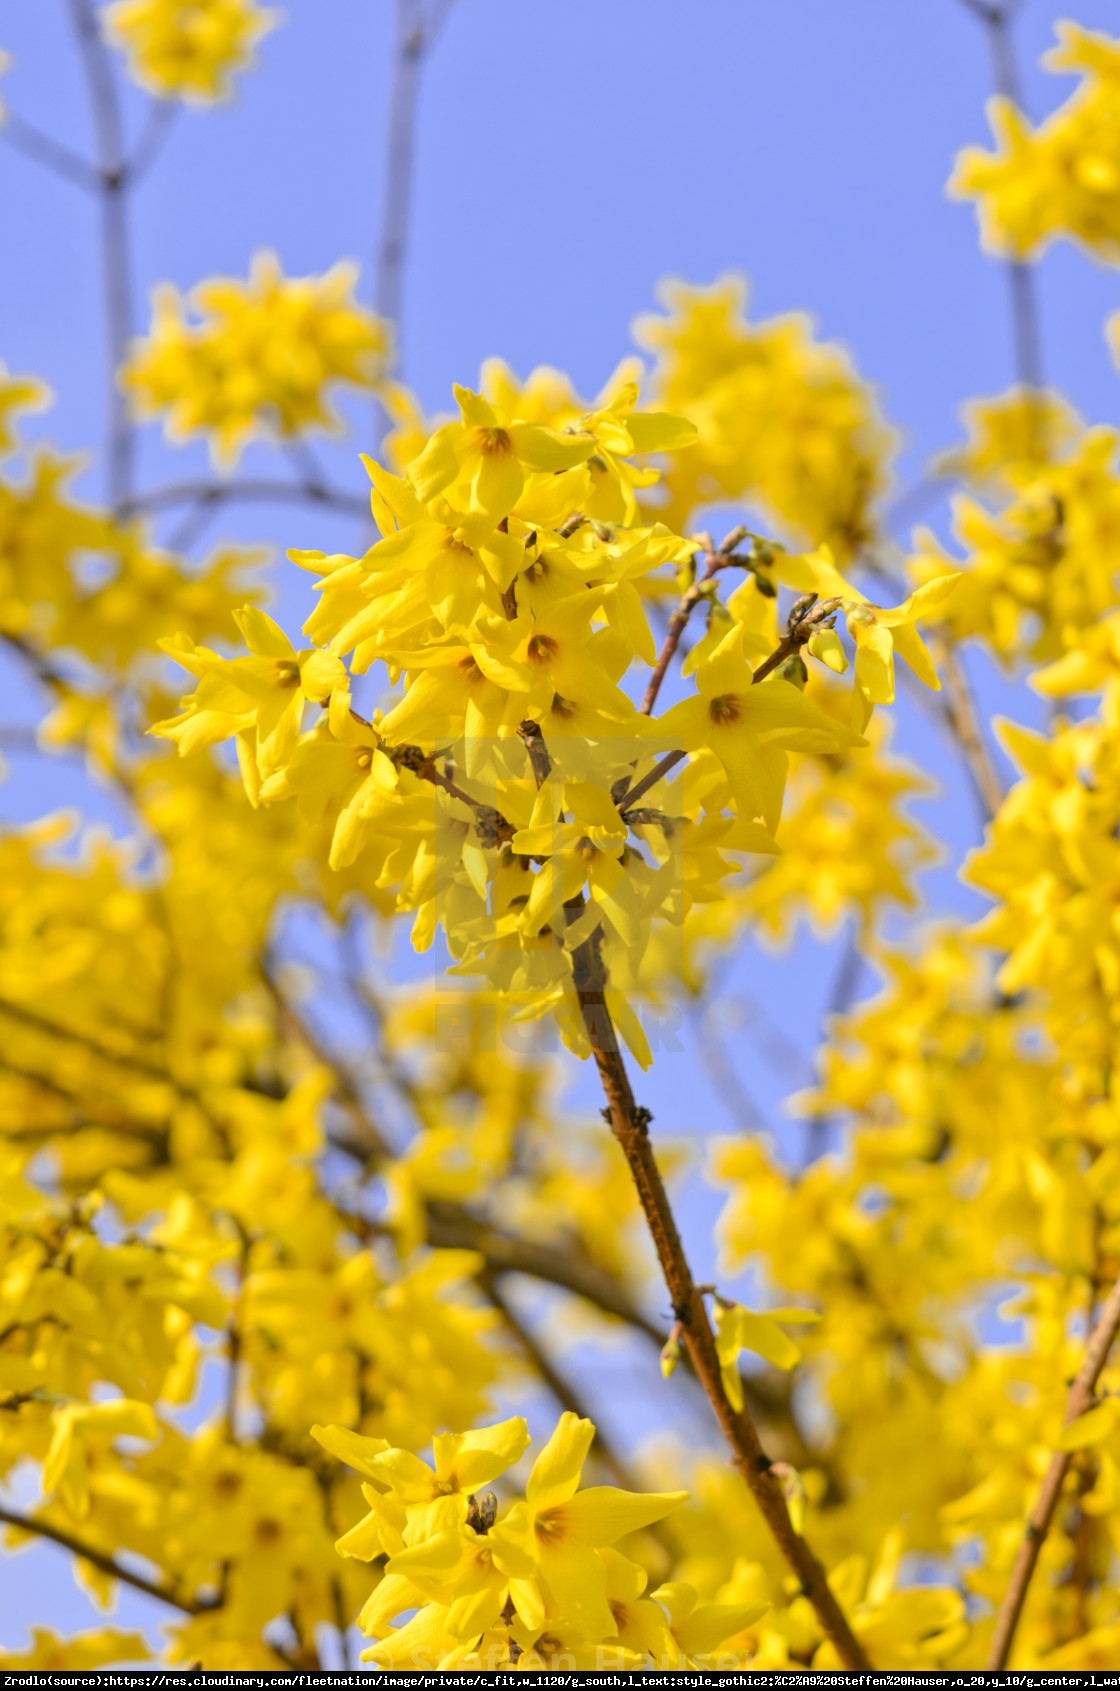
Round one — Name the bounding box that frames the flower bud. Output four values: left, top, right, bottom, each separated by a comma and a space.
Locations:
807, 627, 849, 674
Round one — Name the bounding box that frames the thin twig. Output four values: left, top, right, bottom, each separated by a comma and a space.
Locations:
120, 476, 370, 522
374, 0, 457, 443
569, 924, 871, 1670
640, 550, 721, 716
619, 749, 688, 813
0, 1506, 218, 1615
0, 112, 99, 190
926, 627, 1003, 822
482, 1272, 639, 1490
690, 1003, 770, 1135
955, 0, 1043, 392
66, 0, 135, 510
123, 99, 176, 186
375, 0, 457, 324
987, 1273, 1120, 1669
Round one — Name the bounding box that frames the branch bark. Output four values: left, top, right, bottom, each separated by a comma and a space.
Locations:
481, 1272, 639, 1490
0, 1506, 219, 1616
374, 0, 456, 445
987, 1273, 1120, 1669
954, 0, 1043, 394
926, 627, 1003, 822
570, 925, 871, 1671
66, 0, 135, 511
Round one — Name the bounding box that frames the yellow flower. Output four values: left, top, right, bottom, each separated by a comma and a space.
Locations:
842, 578, 958, 721
713, 1300, 821, 1411
150, 605, 346, 787
650, 1581, 769, 1668
103, 0, 278, 102
0, 1630, 152, 1672
408, 385, 597, 522
491, 1412, 687, 1642
655, 623, 867, 829
123, 254, 387, 465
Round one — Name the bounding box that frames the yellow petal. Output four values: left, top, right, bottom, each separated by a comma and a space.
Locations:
525, 1412, 595, 1509
561, 1485, 689, 1545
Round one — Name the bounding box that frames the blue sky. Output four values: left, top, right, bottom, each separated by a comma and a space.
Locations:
2, 0, 1119, 1658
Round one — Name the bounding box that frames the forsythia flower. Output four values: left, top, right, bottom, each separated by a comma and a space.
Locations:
123, 253, 388, 465
154, 377, 886, 1065
319, 1411, 692, 1667
950, 23, 1120, 261
635, 275, 895, 559
103, 0, 278, 102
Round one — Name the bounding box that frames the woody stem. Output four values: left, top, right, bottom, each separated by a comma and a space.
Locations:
570, 927, 871, 1671
987, 1271, 1120, 1669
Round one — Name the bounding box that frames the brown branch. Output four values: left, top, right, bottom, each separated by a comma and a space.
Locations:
481, 1272, 638, 1490
926, 628, 1003, 823
569, 925, 870, 1669
0, 1506, 218, 1616
641, 551, 722, 716
0, 994, 167, 1079
617, 749, 687, 812
987, 1273, 1120, 1669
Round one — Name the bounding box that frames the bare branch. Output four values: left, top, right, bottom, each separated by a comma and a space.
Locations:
373, 0, 457, 444
0, 112, 99, 190
0, 1506, 219, 1616
66, 0, 135, 510
123, 99, 176, 187
926, 627, 1003, 822
482, 1272, 639, 1490
954, 0, 1044, 392
120, 476, 370, 523
988, 1273, 1120, 1668
570, 924, 872, 1671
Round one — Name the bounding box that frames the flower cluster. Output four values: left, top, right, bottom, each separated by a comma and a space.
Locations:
103, 0, 278, 102
634, 277, 895, 561
153, 380, 952, 1064
123, 252, 389, 466
951, 23, 1120, 261
315, 1410, 768, 1670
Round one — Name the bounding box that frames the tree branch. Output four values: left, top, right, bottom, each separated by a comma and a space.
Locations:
66, 0, 135, 510
374, 0, 457, 444
0, 1506, 218, 1616
0, 112, 99, 190
926, 627, 1003, 822
123, 99, 176, 187
955, 0, 1043, 393
481, 1272, 639, 1490
987, 1272, 1120, 1669
120, 476, 370, 523
569, 925, 871, 1670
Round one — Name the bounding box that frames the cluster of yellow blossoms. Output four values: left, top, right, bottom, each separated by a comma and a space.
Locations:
953, 22, 1120, 261
152, 379, 954, 1064
312, 1410, 769, 1670
10, 7, 1120, 1676
103, 0, 278, 103
124, 253, 389, 467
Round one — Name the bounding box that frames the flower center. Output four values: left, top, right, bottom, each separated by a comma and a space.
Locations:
459, 655, 484, 682
708, 693, 741, 725
534, 1506, 566, 1542
274, 659, 301, 689
478, 426, 512, 457
527, 634, 558, 666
